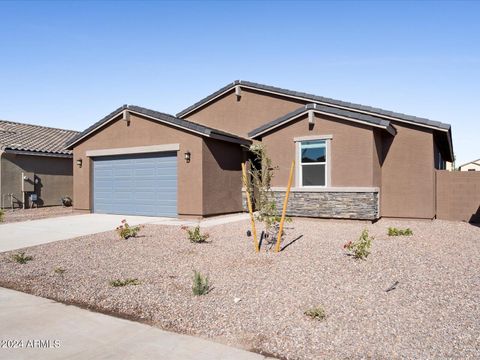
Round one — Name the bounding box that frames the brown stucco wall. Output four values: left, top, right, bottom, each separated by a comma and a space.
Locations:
260, 113, 378, 188
72, 113, 204, 216
202, 138, 244, 215
185, 88, 305, 137
185, 86, 442, 220
372, 129, 383, 188
436, 170, 480, 222
381, 122, 435, 219
1, 152, 73, 208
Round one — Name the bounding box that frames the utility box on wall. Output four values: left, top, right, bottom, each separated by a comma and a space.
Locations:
21, 172, 35, 192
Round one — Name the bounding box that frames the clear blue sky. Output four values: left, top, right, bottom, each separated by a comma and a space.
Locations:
0, 0, 478, 165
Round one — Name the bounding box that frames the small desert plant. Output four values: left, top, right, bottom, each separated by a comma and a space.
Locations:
192, 271, 210, 296
11, 252, 33, 264
343, 229, 373, 260
116, 219, 141, 239
54, 267, 66, 275
0, 209, 4, 222
388, 227, 413, 236
183, 226, 209, 243
109, 278, 140, 287
304, 306, 326, 320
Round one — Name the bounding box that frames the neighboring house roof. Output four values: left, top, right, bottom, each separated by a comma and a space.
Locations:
248, 103, 397, 138
177, 80, 452, 131
458, 158, 480, 168
0, 120, 79, 156
65, 105, 251, 149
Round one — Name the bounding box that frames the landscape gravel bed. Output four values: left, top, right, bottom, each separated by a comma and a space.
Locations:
1, 206, 75, 224
0, 218, 479, 359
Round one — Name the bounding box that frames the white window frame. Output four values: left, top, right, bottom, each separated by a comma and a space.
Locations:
294, 135, 332, 188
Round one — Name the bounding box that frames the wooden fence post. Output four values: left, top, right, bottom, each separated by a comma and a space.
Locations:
275, 160, 295, 253
242, 162, 259, 252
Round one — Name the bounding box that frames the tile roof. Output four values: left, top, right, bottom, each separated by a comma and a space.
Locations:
65, 105, 251, 149
0, 120, 79, 156
177, 80, 452, 131
248, 103, 397, 138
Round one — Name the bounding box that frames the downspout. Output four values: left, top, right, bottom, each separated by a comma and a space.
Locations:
0, 147, 4, 209
0, 147, 15, 209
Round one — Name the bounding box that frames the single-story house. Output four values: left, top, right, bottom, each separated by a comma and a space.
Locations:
458, 158, 479, 171
0, 120, 78, 208
67, 80, 454, 220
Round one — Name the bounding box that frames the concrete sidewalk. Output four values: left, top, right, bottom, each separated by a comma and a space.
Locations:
0, 287, 266, 360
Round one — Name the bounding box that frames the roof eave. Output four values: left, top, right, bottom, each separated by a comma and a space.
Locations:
177, 81, 452, 133
66, 105, 248, 150
4, 148, 73, 158
249, 108, 396, 139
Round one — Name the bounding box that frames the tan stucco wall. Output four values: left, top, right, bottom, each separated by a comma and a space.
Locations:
185, 88, 305, 137
202, 138, 244, 215
1, 152, 73, 208
260, 113, 378, 188
381, 122, 435, 219
436, 170, 480, 222
72, 113, 245, 217
72, 113, 204, 215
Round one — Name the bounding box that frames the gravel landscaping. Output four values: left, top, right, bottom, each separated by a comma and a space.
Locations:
0, 218, 479, 359
0, 206, 76, 224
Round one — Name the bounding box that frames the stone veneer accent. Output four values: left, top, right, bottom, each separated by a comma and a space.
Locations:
242, 190, 379, 220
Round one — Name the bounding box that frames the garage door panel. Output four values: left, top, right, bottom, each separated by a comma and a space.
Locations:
93, 152, 177, 217
135, 168, 157, 177
95, 169, 114, 177
113, 179, 135, 188
135, 191, 176, 201
112, 169, 134, 179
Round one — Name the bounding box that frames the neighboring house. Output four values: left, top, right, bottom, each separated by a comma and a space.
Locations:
458, 159, 480, 171
0, 120, 78, 209
66, 80, 454, 220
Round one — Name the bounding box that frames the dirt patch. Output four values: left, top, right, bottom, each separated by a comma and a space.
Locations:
1, 207, 77, 224
0, 219, 479, 359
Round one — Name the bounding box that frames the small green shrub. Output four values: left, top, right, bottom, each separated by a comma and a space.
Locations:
116, 219, 141, 239
343, 229, 373, 260
183, 226, 209, 243
192, 271, 210, 296
304, 306, 326, 320
54, 267, 66, 275
110, 278, 140, 287
11, 252, 33, 264
0, 209, 4, 222
388, 227, 413, 236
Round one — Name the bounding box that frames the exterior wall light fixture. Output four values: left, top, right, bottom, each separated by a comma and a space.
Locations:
184, 151, 191, 163
76, 159, 83, 168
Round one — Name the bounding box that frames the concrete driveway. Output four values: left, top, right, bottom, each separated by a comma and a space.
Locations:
0, 287, 265, 360
0, 213, 250, 253
0, 214, 189, 253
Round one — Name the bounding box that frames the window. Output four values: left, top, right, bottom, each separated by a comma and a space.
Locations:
299, 140, 327, 186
